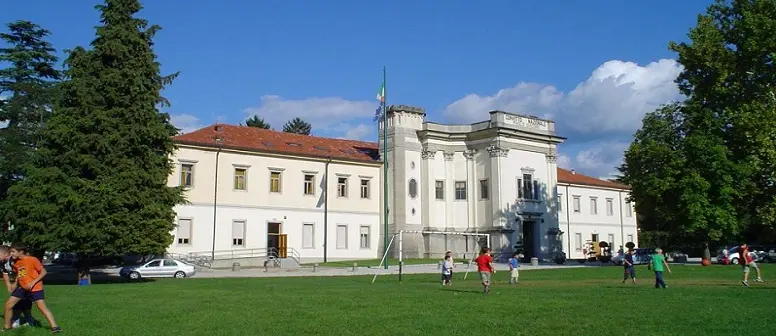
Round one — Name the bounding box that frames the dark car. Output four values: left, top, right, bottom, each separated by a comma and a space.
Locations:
611, 248, 654, 265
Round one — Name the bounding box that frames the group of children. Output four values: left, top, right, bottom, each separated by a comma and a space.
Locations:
621, 247, 672, 288
0, 243, 61, 333
441, 248, 521, 294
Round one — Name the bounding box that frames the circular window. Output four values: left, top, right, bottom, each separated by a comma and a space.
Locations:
410, 161, 416, 170
411, 208, 416, 215
408, 178, 418, 198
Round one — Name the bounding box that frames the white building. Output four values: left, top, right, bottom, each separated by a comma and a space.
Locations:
381, 105, 637, 261
167, 124, 383, 264
165, 106, 637, 263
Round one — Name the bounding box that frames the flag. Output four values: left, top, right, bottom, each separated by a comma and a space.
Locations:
373, 103, 383, 122
376, 81, 385, 103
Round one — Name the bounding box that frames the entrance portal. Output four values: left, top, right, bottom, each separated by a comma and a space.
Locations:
521, 220, 536, 262
267, 222, 287, 258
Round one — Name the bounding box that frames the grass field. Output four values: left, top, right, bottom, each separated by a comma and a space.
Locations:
5, 264, 776, 335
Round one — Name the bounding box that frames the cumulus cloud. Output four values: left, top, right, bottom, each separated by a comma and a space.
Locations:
170, 114, 205, 134
243, 95, 376, 138
342, 124, 374, 141
443, 59, 683, 177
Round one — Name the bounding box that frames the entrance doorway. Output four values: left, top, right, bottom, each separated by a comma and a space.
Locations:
521, 221, 536, 262
267, 222, 287, 258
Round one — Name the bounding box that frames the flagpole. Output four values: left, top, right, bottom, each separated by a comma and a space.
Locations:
382, 66, 389, 270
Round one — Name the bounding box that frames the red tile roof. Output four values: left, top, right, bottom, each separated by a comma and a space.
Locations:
173, 124, 380, 163
557, 168, 629, 190
174, 125, 629, 189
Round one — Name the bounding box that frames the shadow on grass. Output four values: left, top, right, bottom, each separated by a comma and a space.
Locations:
441, 288, 483, 294
44, 266, 155, 286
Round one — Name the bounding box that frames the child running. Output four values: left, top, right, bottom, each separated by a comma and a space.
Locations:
622, 249, 636, 284
475, 247, 495, 294
2, 243, 61, 333
441, 255, 453, 287
508, 252, 520, 285
444, 251, 455, 278
740, 244, 763, 287
0, 246, 35, 329
650, 248, 671, 289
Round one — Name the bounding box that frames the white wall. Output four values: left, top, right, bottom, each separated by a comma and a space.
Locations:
557, 184, 638, 259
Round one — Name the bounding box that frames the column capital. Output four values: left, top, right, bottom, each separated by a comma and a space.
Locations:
443, 152, 455, 161
487, 145, 509, 158
463, 149, 477, 161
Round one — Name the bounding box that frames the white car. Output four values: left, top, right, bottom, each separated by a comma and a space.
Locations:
721, 246, 766, 265
119, 259, 197, 280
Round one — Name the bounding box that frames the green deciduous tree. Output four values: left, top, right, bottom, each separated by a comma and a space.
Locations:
0, 21, 61, 235
1, 0, 185, 281
282, 117, 311, 135
242, 115, 271, 129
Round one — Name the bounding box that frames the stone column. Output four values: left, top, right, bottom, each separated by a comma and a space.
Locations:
463, 150, 476, 231
443, 151, 455, 230
420, 147, 435, 230
487, 144, 509, 229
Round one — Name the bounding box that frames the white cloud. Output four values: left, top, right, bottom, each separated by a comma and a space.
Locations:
243, 95, 376, 135
443, 59, 683, 177
342, 124, 374, 141
170, 114, 204, 134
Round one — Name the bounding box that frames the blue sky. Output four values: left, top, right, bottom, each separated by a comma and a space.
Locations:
1, 0, 713, 177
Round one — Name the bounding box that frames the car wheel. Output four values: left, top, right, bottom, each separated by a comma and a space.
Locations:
174, 271, 186, 279
129, 271, 140, 280
731, 257, 739, 265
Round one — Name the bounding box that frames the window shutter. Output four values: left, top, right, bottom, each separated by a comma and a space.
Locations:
177, 219, 191, 238
518, 178, 523, 198
533, 180, 540, 200
303, 224, 314, 248
232, 221, 245, 238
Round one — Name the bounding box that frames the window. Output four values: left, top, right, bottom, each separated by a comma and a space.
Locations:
606, 198, 613, 216
270, 171, 282, 193
336, 225, 348, 249
302, 223, 314, 249
359, 226, 370, 249
146, 260, 161, 267
435, 180, 444, 200
232, 220, 245, 247
180, 164, 193, 188
234, 168, 247, 190
303, 174, 315, 195
454, 181, 467, 200
608, 233, 615, 245
163, 260, 177, 267
627, 234, 634, 244
337, 177, 348, 197
360, 179, 370, 199
575, 233, 582, 251
518, 174, 541, 200
573, 196, 581, 213
558, 194, 563, 212
177, 219, 191, 245
626, 202, 633, 217
591, 233, 599, 242
479, 179, 489, 199
408, 179, 418, 198
590, 197, 598, 215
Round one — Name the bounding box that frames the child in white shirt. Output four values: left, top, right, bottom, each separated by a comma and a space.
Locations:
441, 255, 453, 287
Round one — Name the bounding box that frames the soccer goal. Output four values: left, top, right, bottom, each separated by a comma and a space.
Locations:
371, 230, 491, 283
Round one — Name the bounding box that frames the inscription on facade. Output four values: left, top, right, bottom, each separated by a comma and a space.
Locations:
504, 115, 549, 131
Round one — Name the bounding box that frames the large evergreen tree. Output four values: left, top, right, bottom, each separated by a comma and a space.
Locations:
282, 117, 311, 135
242, 115, 271, 129
1, 0, 184, 277
0, 21, 61, 236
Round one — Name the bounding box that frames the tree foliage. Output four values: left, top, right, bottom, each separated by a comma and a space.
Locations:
282, 117, 311, 135
0, 0, 184, 257
242, 115, 271, 129
622, 0, 776, 245
0, 21, 61, 234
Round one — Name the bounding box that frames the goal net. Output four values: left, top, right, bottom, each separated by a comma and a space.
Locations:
372, 230, 491, 283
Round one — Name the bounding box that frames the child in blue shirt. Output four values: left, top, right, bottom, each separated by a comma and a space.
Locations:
508, 252, 520, 285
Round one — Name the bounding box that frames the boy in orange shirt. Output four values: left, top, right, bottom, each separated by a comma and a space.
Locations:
2, 243, 61, 333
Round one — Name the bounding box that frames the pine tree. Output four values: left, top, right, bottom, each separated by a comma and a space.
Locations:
1, 0, 184, 281
0, 20, 61, 238
242, 115, 271, 129
282, 117, 311, 135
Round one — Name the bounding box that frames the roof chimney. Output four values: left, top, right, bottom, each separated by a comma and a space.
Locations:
571, 169, 576, 175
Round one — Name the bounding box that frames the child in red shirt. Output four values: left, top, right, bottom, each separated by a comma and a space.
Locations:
475, 247, 495, 294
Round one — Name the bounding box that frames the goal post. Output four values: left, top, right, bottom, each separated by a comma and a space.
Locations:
371, 230, 491, 283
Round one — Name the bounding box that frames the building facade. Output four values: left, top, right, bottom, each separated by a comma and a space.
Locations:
381, 105, 638, 261
165, 107, 638, 263
167, 125, 383, 263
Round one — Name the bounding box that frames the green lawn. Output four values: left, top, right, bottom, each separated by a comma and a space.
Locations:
302, 258, 444, 267
6, 264, 776, 335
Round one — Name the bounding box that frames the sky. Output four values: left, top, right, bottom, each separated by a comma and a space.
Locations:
1, 0, 714, 178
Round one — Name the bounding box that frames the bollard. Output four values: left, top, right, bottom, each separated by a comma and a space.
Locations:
438, 261, 443, 270
352, 262, 358, 272
531, 257, 539, 266
263, 260, 269, 272
232, 262, 240, 272
313, 263, 318, 272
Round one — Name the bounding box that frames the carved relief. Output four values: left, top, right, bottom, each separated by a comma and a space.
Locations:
486, 145, 509, 158
443, 152, 455, 161
546, 155, 557, 164
463, 149, 477, 161
421, 150, 436, 160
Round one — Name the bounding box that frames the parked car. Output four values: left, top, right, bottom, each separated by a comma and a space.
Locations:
119, 259, 197, 280
717, 245, 767, 265
611, 248, 654, 266
762, 246, 776, 263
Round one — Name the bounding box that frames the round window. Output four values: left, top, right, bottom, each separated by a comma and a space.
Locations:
408, 178, 418, 198
411, 208, 416, 215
